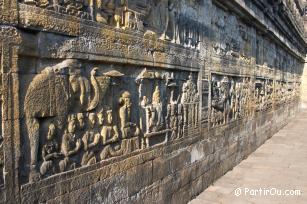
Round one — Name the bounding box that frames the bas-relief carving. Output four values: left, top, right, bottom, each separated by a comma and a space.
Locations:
22, 59, 200, 182
210, 74, 254, 127
254, 79, 273, 112
273, 81, 297, 107
19, 0, 204, 49
210, 73, 301, 127
136, 69, 199, 148
212, 9, 253, 63
146, 0, 203, 48
24, 59, 104, 181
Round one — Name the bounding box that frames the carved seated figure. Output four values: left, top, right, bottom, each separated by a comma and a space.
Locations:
119, 91, 140, 139
40, 123, 62, 176
95, 0, 125, 25
94, 0, 112, 23
101, 110, 119, 145
100, 110, 125, 160
63, 0, 84, 15
81, 113, 100, 166
59, 115, 82, 172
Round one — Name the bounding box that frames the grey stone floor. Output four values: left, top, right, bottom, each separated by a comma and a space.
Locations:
189, 110, 307, 204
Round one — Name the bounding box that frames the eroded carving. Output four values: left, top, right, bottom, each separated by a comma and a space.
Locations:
81, 113, 100, 166
210, 74, 254, 127
22, 59, 201, 182
40, 123, 62, 176
255, 79, 273, 112
19, 0, 206, 49
24, 59, 103, 181
59, 115, 81, 172
119, 91, 140, 139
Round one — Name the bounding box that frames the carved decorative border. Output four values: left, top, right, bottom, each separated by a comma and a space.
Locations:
0, 0, 18, 25
0, 26, 22, 203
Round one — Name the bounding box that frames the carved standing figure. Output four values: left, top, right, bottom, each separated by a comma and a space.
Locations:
160, 0, 178, 40
181, 74, 198, 126
177, 103, 183, 137
150, 85, 164, 131
211, 76, 231, 125
140, 96, 151, 134
119, 91, 140, 138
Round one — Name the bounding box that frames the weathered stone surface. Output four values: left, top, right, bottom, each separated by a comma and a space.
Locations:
0, 0, 306, 203
190, 110, 307, 204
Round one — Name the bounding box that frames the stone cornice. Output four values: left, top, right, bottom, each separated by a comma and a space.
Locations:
213, 0, 306, 62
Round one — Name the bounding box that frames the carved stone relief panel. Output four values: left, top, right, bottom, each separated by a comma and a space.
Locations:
274, 80, 288, 107
20, 59, 200, 183
212, 8, 253, 61
136, 69, 200, 147
254, 78, 273, 112
201, 78, 209, 123
210, 74, 254, 127
18, 0, 206, 49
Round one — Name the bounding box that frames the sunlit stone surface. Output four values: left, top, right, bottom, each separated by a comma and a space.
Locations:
0, 0, 306, 203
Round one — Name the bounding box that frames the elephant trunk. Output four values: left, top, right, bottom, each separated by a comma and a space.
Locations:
87, 68, 100, 111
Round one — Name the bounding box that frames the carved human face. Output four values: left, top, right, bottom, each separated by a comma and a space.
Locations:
89, 113, 96, 127
68, 120, 76, 134
124, 97, 131, 106
77, 113, 85, 129
121, 91, 132, 107
47, 124, 55, 140
97, 113, 104, 125
107, 112, 113, 124
143, 96, 147, 102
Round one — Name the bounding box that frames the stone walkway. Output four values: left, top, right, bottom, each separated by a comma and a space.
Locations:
189, 110, 307, 204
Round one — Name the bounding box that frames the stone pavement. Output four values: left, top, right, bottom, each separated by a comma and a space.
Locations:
189, 110, 307, 204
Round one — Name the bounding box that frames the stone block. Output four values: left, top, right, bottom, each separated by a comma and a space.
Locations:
127, 161, 153, 196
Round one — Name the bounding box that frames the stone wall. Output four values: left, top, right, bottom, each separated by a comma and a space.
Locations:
0, 0, 305, 203
302, 62, 307, 107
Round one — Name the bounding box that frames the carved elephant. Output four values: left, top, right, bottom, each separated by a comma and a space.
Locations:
24, 59, 100, 181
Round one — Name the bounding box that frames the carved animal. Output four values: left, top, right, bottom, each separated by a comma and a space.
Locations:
24, 59, 101, 181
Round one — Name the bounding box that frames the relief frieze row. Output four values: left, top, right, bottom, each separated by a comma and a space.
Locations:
21, 59, 200, 183
209, 73, 300, 128
18, 0, 205, 49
